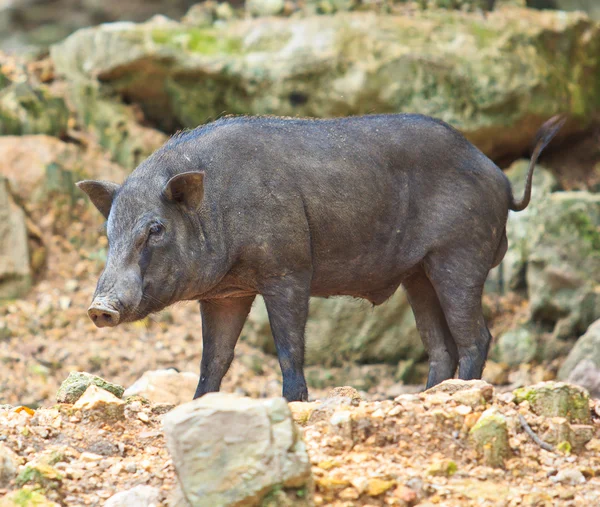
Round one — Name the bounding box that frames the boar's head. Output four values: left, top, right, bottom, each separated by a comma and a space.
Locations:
77, 169, 208, 328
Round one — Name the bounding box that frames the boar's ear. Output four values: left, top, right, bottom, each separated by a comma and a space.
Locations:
76, 180, 120, 219
163, 171, 204, 210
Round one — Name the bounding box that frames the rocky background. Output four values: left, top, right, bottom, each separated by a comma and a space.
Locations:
1, 0, 600, 505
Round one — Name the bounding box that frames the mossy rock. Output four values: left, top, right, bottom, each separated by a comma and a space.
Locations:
513, 381, 591, 423
469, 408, 511, 468
0, 487, 60, 507
0, 56, 69, 137
51, 9, 600, 161
56, 371, 124, 404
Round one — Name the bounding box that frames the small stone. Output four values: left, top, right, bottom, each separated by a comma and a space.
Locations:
366, 478, 396, 496
124, 462, 137, 473
0, 442, 19, 487
482, 361, 510, 385
73, 385, 125, 421
469, 408, 510, 468
350, 476, 368, 494
329, 409, 352, 426
455, 405, 472, 415
327, 386, 362, 402
289, 401, 319, 425
215, 2, 235, 20
57, 372, 124, 404
551, 468, 586, 485
426, 459, 457, 477
246, 0, 284, 16
394, 485, 418, 503
513, 382, 590, 423
388, 405, 402, 417
137, 412, 150, 423
338, 487, 360, 500
452, 388, 486, 408
104, 485, 161, 507
79, 452, 103, 462
426, 379, 493, 401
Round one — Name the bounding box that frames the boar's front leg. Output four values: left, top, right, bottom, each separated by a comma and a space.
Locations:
262, 275, 310, 402
194, 296, 256, 399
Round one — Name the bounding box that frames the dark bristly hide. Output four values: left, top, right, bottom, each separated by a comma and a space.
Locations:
77, 113, 562, 402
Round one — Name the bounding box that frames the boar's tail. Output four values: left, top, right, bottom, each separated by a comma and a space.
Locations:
509, 115, 565, 212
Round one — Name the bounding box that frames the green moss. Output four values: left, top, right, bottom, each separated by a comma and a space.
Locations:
152, 28, 242, 55
569, 209, 600, 251
557, 441, 572, 454
2, 487, 56, 507
16, 464, 62, 489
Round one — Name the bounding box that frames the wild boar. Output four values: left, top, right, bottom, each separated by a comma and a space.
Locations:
78, 113, 563, 401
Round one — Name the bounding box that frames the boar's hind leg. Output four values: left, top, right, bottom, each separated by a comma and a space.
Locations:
425, 252, 492, 382
262, 275, 310, 402
194, 296, 256, 399
403, 269, 458, 389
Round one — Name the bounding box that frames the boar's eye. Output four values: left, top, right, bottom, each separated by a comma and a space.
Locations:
149, 223, 164, 236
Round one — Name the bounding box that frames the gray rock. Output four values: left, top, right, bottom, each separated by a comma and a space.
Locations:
56, 371, 124, 404
491, 327, 537, 367
566, 360, 600, 400
163, 393, 311, 507
0, 177, 31, 299
246, 0, 285, 16
123, 369, 198, 405
559, 319, 600, 383
104, 485, 161, 507
244, 291, 422, 365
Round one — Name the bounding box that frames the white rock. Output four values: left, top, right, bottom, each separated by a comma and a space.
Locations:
163, 393, 311, 507
124, 369, 198, 404
73, 385, 125, 420
104, 485, 161, 507
551, 468, 586, 485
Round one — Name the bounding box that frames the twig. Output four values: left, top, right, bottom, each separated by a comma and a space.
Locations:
519, 414, 555, 452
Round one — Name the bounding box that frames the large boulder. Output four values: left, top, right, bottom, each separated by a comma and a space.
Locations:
163, 393, 312, 507
528, 1, 600, 20
0, 177, 31, 299
51, 8, 600, 160
243, 291, 423, 366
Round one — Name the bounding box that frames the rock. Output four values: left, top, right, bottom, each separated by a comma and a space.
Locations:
482, 361, 510, 385
559, 320, 600, 385
542, 417, 594, 452
0, 442, 18, 487
104, 485, 161, 507
486, 160, 558, 294
247, 0, 285, 16
426, 459, 457, 477
245, 292, 422, 365
57, 371, 124, 404
72, 384, 125, 420
551, 468, 586, 485
528, 0, 600, 20
425, 379, 494, 401
123, 369, 198, 404
16, 463, 62, 489
469, 408, 510, 468
527, 192, 600, 340
163, 393, 311, 507
327, 386, 362, 402
452, 388, 488, 409
513, 381, 591, 423
0, 54, 68, 136
0, 177, 31, 299
366, 478, 396, 496
0, 488, 60, 507
0, 135, 125, 205
491, 327, 538, 367
289, 401, 320, 425
565, 359, 600, 400
51, 9, 600, 162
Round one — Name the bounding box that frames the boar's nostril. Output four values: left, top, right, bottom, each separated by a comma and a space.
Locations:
87, 304, 120, 328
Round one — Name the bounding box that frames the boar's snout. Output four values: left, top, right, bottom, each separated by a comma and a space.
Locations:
88, 300, 120, 328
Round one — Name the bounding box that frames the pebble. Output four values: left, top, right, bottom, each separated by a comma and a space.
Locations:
551, 468, 586, 485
